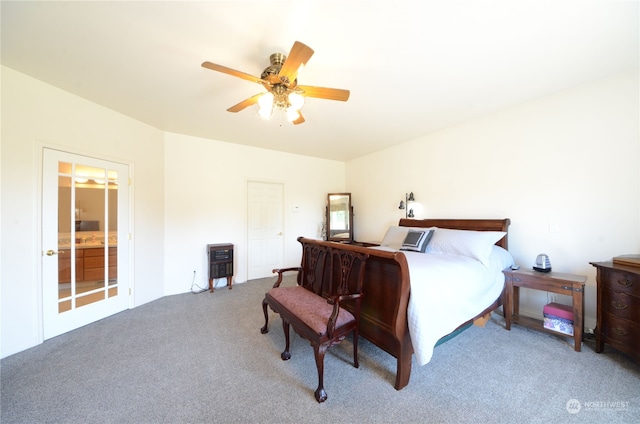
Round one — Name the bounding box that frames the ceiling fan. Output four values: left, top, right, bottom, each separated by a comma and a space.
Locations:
201, 41, 350, 125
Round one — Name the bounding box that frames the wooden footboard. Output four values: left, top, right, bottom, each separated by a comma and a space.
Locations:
358, 248, 413, 390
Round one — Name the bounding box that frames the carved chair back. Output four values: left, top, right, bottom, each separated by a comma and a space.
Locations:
327, 247, 368, 297
324, 247, 369, 337
297, 238, 368, 302
297, 241, 329, 296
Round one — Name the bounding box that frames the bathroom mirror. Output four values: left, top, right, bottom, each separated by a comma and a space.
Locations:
326, 193, 353, 242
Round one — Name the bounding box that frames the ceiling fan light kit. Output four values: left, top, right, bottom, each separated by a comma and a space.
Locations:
256, 84, 304, 121
202, 41, 349, 125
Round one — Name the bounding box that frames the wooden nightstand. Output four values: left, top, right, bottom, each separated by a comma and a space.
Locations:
503, 268, 587, 351
350, 241, 380, 247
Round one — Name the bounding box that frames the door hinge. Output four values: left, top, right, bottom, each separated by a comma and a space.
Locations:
129, 288, 132, 295
128, 177, 132, 186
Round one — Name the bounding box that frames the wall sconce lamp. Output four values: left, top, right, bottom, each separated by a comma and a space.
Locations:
398, 192, 416, 218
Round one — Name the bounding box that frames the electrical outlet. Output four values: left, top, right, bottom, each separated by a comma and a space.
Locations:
549, 294, 558, 303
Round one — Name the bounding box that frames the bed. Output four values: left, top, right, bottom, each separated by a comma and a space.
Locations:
324, 218, 512, 390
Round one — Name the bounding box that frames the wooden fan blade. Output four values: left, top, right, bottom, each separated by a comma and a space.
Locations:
201, 61, 264, 84
278, 41, 314, 84
292, 112, 305, 125
227, 93, 263, 113
297, 85, 350, 102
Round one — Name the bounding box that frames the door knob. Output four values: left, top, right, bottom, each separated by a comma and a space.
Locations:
45, 249, 64, 256
277, 232, 283, 236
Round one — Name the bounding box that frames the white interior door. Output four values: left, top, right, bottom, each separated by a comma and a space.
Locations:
42, 148, 130, 339
247, 181, 284, 280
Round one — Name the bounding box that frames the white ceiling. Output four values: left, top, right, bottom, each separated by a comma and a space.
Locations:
2, 1, 638, 161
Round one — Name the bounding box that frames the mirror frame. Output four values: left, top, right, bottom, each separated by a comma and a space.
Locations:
326, 193, 353, 243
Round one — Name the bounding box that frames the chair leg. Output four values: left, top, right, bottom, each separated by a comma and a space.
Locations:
353, 329, 360, 369
260, 297, 269, 334
281, 320, 291, 361
313, 343, 328, 403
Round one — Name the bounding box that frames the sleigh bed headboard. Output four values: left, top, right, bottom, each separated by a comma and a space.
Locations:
397, 218, 510, 250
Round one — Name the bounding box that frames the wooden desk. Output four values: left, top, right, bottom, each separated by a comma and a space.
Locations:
503, 268, 586, 351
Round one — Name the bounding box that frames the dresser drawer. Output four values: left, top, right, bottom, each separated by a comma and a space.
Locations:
601, 269, 640, 295
602, 288, 640, 321
601, 312, 640, 351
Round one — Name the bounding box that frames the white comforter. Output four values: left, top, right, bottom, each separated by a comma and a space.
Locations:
373, 247, 506, 366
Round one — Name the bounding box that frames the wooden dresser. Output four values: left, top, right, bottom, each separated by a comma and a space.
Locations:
590, 261, 640, 362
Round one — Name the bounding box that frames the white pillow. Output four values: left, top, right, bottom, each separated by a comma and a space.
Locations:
380, 226, 410, 250
486, 245, 515, 271
426, 228, 507, 267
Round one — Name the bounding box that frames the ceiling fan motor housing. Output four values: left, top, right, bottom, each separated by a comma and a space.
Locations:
261, 53, 286, 82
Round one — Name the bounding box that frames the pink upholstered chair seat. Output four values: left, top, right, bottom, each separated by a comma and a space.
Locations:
267, 286, 355, 336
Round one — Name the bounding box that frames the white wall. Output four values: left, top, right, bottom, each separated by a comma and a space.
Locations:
347, 71, 640, 330
162, 132, 345, 295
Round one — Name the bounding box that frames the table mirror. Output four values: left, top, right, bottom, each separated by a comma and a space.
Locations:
326, 193, 353, 242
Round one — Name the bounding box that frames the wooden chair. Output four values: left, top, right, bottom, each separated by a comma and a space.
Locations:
260, 237, 369, 402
